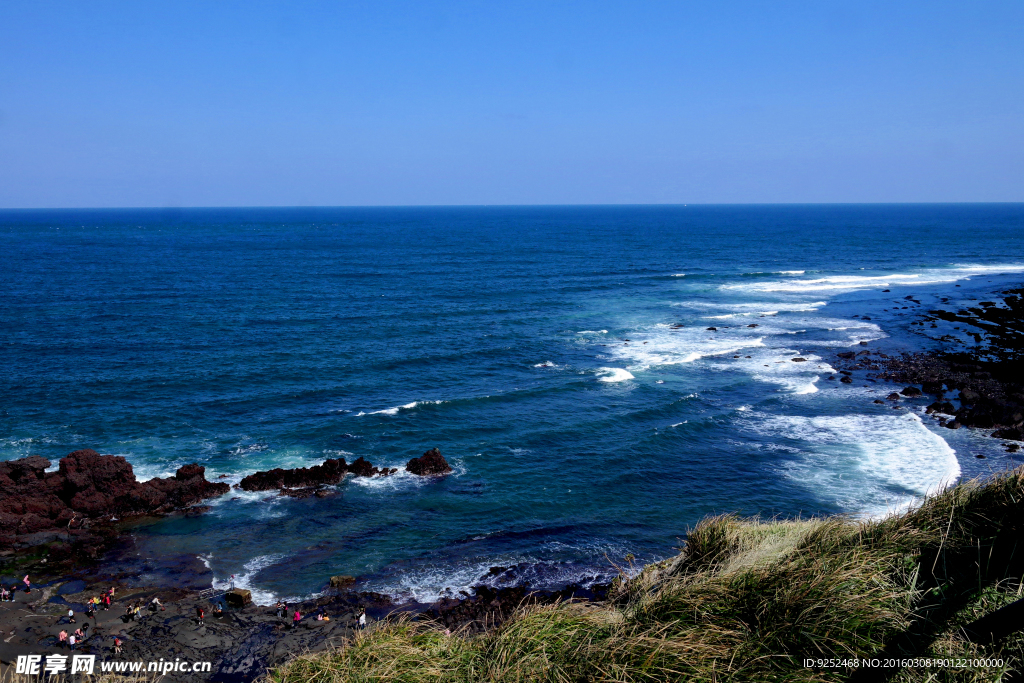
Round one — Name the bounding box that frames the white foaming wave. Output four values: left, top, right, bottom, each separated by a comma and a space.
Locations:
711, 351, 831, 394
751, 412, 960, 518
671, 273, 686, 277
0, 436, 63, 463
672, 300, 827, 314
780, 270, 805, 275
207, 488, 281, 508
609, 325, 766, 370
350, 461, 466, 490
356, 400, 445, 417
794, 377, 819, 394
361, 402, 418, 416
534, 361, 557, 368
367, 561, 506, 603
597, 367, 634, 382
229, 443, 269, 456
951, 263, 1024, 274
723, 263, 1024, 294
576, 330, 608, 334
361, 548, 626, 604
798, 326, 887, 347
126, 462, 180, 482
759, 317, 886, 347
211, 554, 293, 606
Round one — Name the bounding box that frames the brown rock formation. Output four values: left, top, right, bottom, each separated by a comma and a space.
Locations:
406, 448, 452, 476
0, 449, 229, 551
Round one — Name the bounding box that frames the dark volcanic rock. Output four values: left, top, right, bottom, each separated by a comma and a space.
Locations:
239, 458, 348, 492
348, 457, 396, 477
887, 393, 901, 401
406, 448, 453, 476
993, 426, 1024, 441
239, 457, 395, 493
959, 389, 981, 405
840, 376, 853, 384
0, 450, 229, 553
901, 386, 923, 397
837, 351, 856, 359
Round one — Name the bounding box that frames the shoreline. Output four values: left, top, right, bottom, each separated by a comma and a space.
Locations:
2, 285, 1023, 680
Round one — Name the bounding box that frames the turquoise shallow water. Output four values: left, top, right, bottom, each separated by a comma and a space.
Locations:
2, 204, 1023, 603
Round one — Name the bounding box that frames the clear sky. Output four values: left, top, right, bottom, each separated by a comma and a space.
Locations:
1, 1, 1022, 207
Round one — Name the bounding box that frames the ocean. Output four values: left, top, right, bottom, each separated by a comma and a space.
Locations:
2, 204, 1023, 604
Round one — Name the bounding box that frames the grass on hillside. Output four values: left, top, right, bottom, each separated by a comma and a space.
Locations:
269, 467, 1024, 682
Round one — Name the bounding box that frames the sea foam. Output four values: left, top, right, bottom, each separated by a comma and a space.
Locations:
596, 367, 635, 382
722, 264, 1024, 295
210, 553, 295, 606
752, 412, 960, 518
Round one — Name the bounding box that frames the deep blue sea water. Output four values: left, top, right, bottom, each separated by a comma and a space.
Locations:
2, 205, 1023, 603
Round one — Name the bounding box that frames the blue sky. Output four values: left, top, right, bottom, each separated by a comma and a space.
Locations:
1, 1, 1021, 207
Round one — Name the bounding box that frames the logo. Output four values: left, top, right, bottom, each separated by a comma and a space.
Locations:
16, 654, 95, 675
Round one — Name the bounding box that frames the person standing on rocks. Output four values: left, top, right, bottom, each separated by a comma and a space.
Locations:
22, 575, 30, 592
196, 606, 205, 625
293, 609, 301, 629
59, 630, 67, 648
68, 633, 76, 651
114, 636, 122, 655
358, 610, 366, 629
68, 609, 75, 624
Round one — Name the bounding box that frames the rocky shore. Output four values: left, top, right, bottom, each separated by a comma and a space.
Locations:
0, 568, 604, 682
826, 285, 1024, 453
0, 450, 230, 567
0, 447, 491, 681
2, 447, 454, 567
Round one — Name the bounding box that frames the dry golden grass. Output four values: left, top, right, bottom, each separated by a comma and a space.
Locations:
269, 467, 1024, 683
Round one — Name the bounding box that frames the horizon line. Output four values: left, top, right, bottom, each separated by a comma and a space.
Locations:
2, 201, 1024, 211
